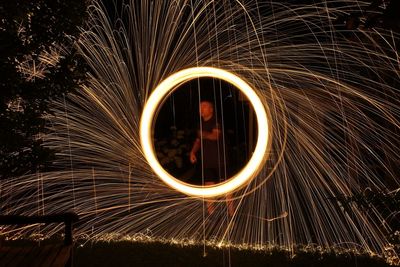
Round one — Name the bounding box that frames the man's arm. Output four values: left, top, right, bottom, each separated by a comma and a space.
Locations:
190, 124, 221, 163
190, 138, 200, 163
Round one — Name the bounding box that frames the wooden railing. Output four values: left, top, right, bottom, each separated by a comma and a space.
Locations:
0, 212, 79, 267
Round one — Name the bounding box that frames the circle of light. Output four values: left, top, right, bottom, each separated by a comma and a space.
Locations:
140, 67, 269, 198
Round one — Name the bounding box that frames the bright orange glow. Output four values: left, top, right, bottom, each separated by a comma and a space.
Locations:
140, 67, 269, 198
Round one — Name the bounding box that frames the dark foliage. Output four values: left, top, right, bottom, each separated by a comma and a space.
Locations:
334, 0, 400, 32
154, 126, 194, 178
0, 0, 88, 178
337, 189, 400, 254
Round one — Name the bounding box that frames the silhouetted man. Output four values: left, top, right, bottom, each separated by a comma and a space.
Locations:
190, 100, 233, 216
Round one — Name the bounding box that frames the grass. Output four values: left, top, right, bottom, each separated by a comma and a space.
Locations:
0, 237, 392, 266
72, 239, 391, 267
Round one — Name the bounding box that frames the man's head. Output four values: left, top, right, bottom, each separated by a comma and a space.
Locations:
200, 101, 214, 120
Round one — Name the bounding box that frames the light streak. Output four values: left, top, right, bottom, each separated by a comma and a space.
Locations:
140, 67, 269, 197
1, 0, 400, 264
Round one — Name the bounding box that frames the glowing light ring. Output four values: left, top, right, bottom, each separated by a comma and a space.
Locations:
140, 67, 269, 198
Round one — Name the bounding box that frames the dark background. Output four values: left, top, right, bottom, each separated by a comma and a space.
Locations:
153, 77, 257, 184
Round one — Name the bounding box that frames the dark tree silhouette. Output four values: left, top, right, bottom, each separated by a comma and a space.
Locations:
0, 0, 88, 178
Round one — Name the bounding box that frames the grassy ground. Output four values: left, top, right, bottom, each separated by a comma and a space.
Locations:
72, 240, 391, 267
0, 237, 392, 266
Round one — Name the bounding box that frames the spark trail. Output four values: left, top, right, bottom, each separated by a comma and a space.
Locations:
2, 0, 400, 264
